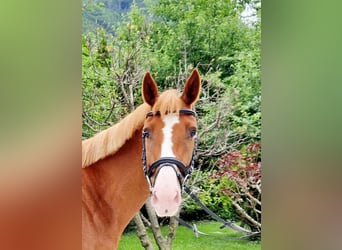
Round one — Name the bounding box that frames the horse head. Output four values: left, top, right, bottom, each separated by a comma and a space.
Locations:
141, 69, 201, 217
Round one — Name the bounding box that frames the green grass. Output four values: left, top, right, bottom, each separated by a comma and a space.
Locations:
118, 221, 261, 250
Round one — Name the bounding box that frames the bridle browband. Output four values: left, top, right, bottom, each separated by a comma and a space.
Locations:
141, 109, 198, 193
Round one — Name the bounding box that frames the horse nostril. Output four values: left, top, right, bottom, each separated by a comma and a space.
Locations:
153, 191, 158, 200
173, 191, 181, 204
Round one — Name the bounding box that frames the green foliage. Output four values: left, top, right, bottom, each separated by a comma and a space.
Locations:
82, 31, 118, 139
145, 0, 253, 81
213, 142, 261, 231
182, 170, 236, 221
82, 0, 145, 34
225, 26, 261, 142
82, 5, 153, 138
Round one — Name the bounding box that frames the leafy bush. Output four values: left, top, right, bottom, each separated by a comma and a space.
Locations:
212, 142, 261, 231
181, 169, 236, 221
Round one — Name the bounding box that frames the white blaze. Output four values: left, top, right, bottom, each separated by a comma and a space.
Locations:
151, 113, 181, 217
160, 113, 179, 157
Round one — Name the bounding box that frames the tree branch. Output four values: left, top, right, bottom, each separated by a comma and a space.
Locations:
140, 213, 152, 228
232, 200, 261, 229
145, 199, 167, 249
166, 212, 179, 246
133, 212, 154, 250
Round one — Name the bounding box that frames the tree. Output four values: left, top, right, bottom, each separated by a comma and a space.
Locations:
82, 4, 152, 139
82, 0, 145, 34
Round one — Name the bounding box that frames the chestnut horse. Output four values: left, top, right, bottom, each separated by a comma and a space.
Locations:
82, 69, 201, 249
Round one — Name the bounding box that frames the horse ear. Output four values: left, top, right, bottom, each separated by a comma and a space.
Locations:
142, 72, 159, 106
181, 69, 201, 106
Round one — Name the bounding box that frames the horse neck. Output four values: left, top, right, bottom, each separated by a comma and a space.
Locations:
82, 129, 150, 249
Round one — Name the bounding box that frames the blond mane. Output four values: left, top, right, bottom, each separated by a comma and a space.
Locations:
152, 89, 188, 117
82, 89, 189, 168
82, 103, 151, 168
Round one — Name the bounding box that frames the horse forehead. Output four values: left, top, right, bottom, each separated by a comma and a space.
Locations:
162, 113, 180, 128
161, 113, 197, 131
160, 114, 179, 158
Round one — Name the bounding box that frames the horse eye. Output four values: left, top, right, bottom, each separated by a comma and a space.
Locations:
189, 128, 197, 138
143, 129, 150, 138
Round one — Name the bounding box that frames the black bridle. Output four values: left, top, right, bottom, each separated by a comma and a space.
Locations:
141, 109, 198, 193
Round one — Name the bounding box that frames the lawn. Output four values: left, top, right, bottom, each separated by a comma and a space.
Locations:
118, 221, 261, 250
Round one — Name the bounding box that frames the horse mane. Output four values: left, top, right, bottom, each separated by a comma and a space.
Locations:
152, 89, 188, 117
82, 103, 151, 168
82, 89, 187, 168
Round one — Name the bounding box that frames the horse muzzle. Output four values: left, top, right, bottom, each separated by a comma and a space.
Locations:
149, 164, 182, 216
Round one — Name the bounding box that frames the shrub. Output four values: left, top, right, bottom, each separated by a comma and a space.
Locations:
181, 169, 236, 221
212, 142, 261, 231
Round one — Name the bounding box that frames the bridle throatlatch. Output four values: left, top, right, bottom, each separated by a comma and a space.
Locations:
141, 109, 198, 193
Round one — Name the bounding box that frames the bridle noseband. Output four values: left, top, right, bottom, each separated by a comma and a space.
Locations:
142, 109, 197, 193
